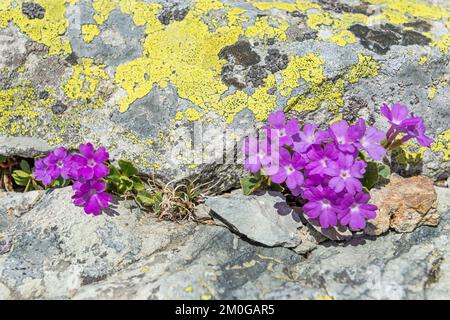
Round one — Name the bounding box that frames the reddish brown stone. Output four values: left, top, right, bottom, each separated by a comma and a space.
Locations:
365, 175, 439, 235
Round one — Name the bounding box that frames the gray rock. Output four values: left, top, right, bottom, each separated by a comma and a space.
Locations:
291, 185, 450, 300
0, 137, 52, 158
0, 187, 196, 298
0, 0, 448, 191
205, 191, 302, 248
0, 186, 450, 299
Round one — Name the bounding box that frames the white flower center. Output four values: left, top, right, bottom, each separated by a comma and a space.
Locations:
340, 170, 350, 179
360, 137, 369, 148
321, 199, 331, 209
286, 165, 295, 175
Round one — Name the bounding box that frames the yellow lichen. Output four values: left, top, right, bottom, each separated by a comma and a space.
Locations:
279, 53, 325, 97
382, 8, 409, 24
251, 1, 319, 12
419, 57, 428, 65
288, 78, 345, 114
0, 0, 78, 55
329, 30, 357, 46
432, 129, 450, 161
62, 58, 109, 107
217, 91, 248, 124
248, 74, 277, 122
345, 54, 380, 84
92, 0, 117, 25
244, 16, 289, 42
81, 24, 100, 43
427, 86, 437, 100
395, 140, 428, 164
176, 108, 202, 122
332, 13, 368, 30
0, 86, 40, 136
431, 34, 450, 54
307, 11, 333, 30
366, 0, 450, 20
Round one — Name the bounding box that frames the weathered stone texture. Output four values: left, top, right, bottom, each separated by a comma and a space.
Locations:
0, 0, 449, 190
366, 175, 439, 235
0, 185, 449, 299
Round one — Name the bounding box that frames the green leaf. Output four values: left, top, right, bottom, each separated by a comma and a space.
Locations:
120, 176, 134, 189
118, 160, 139, 177
107, 164, 121, 177
131, 177, 145, 192
117, 183, 129, 195
136, 191, 156, 206
20, 160, 31, 173
362, 161, 379, 190
12, 170, 31, 186
0, 155, 6, 162
377, 163, 391, 179
240, 174, 265, 196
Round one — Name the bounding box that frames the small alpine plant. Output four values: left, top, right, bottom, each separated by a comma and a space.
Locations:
33, 143, 112, 216
242, 103, 433, 232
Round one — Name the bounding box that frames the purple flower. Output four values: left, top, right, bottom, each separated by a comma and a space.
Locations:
33, 158, 57, 186
324, 153, 365, 194
329, 120, 356, 153
72, 179, 112, 216
45, 147, 76, 180
305, 143, 339, 176
266, 111, 300, 146
303, 185, 340, 228
270, 148, 305, 191
349, 119, 386, 160
338, 192, 377, 231
382, 103, 434, 148
73, 143, 110, 180
293, 123, 329, 153
381, 103, 409, 126
243, 136, 272, 173
400, 116, 434, 147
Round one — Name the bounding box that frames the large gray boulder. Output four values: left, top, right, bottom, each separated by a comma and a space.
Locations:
0, 0, 449, 191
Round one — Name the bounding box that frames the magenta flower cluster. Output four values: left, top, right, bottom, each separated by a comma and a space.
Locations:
33, 143, 112, 216
243, 103, 433, 231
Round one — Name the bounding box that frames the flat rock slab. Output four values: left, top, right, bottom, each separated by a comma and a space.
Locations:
205, 191, 303, 248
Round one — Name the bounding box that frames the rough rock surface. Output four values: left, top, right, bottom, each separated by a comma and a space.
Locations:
0, 185, 449, 299
205, 190, 303, 248
365, 175, 439, 235
1, 0, 449, 191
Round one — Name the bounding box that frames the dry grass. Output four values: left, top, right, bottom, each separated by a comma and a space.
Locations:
134, 175, 219, 222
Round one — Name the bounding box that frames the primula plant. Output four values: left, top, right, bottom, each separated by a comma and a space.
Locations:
32, 143, 113, 215
241, 103, 433, 232
19, 142, 200, 220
